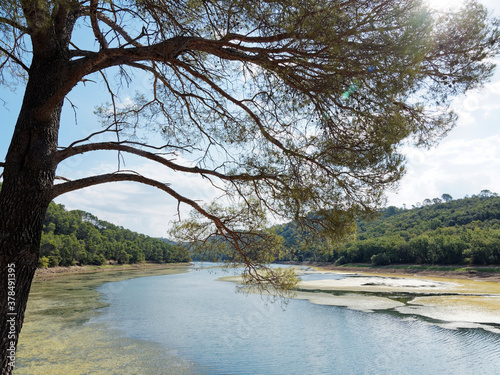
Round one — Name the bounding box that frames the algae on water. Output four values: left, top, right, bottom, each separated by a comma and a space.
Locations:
15, 266, 198, 375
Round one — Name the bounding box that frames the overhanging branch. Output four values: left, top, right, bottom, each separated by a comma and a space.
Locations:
94, 10, 144, 47
0, 17, 28, 33
55, 141, 279, 183
51, 171, 226, 231
51, 171, 256, 270
89, 0, 108, 49
172, 60, 343, 180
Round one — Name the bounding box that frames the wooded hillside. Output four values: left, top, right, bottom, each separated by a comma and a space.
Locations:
3, 181, 499, 267
39, 201, 190, 267
276, 193, 500, 266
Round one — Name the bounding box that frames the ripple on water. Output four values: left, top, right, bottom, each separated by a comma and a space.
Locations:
92, 267, 500, 375
20, 265, 500, 375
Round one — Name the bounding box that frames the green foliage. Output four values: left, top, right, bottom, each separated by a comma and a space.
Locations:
334, 256, 348, 266
38, 256, 49, 268
240, 266, 298, 298
371, 252, 390, 266
2, 0, 499, 293
38, 202, 190, 268
277, 194, 500, 266
171, 199, 287, 265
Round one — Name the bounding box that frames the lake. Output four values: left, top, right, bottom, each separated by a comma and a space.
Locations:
89, 264, 500, 374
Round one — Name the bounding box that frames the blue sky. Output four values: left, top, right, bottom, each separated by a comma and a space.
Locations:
1, 0, 500, 237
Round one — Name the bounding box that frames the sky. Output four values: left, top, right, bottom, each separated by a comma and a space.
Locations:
384, 0, 500, 208
386, 64, 500, 207
1, 0, 500, 238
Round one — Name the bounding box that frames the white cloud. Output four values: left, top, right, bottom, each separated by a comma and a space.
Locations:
386, 49, 500, 208
55, 155, 222, 237
453, 79, 500, 125
387, 133, 500, 207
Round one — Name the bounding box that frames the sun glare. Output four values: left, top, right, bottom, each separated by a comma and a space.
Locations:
425, 0, 462, 11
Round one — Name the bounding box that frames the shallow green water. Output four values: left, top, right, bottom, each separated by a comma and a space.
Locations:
14, 266, 198, 375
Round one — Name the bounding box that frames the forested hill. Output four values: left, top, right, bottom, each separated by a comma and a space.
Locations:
276, 193, 500, 266
39, 202, 190, 267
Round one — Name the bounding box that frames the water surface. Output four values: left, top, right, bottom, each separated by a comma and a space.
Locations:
92, 265, 500, 374
15, 266, 198, 375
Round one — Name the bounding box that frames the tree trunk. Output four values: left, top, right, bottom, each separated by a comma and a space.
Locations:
0, 58, 64, 374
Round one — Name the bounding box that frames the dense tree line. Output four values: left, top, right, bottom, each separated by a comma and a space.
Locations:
39, 202, 190, 267
276, 193, 500, 266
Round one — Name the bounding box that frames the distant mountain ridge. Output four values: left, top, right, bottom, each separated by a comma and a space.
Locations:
275, 193, 500, 266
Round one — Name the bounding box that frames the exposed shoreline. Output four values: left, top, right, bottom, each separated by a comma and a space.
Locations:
293, 263, 500, 333
283, 262, 500, 282
34, 262, 500, 282
34, 262, 192, 280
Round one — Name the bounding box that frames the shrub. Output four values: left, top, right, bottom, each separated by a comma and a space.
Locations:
371, 253, 390, 266
38, 256, 50, 268
335, 256, 348, 266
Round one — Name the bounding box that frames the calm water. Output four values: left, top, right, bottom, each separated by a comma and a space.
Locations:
91, 265, 500, 374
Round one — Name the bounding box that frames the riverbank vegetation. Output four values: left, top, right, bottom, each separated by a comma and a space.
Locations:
39, 202, 190, 267
39, 192, 500, 269
276, 193, 500, 266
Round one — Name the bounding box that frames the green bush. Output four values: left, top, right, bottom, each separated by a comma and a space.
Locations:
90, 254, 106, 266
38, 256, 50, 268
47, 255, 60, 267
335, 256, 348, 266
371, 252, 390, 266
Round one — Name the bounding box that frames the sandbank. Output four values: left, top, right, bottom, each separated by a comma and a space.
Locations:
296, 267, 500, 333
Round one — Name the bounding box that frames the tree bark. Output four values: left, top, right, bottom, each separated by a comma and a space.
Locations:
0, 57, 64, 374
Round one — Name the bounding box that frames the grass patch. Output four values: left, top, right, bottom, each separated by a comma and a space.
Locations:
473, 267, 500, 273
388, 265, 500, 273
336, 264, 371, 268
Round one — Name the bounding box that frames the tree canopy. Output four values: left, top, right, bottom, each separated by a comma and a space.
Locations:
1, 1, 499, 370
1, 0, 500, 294
39, 202, 190, 267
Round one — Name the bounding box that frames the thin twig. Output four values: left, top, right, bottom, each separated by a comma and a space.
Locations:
0, 46, 29, 72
